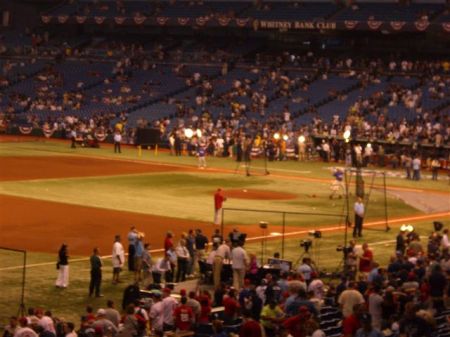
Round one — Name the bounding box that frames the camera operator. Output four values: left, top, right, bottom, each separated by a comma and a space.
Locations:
297, 257, 315, 285
342, 240, 357, 280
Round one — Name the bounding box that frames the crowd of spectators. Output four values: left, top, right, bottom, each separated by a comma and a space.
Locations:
3, 223, 450, 337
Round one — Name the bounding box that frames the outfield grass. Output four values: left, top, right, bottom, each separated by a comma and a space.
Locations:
0, 141, 448, 193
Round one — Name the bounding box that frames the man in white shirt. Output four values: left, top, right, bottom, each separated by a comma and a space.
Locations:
152, 255, 172, 284
213, 239, 231, 289
353, 197, 365, 238
149, 293, 164, 335
113, 130, 122, 153
442, 229, 450, 251
338, 282, 365, 318
112, 235, 125, 284
14, 318, 38, 337
297, 258, 313, 284
161, 288, 178, 331
231, 241, 249, 290
412, 156, 421, 181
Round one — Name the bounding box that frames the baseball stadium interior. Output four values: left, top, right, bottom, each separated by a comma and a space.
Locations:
0, 0, 449, 337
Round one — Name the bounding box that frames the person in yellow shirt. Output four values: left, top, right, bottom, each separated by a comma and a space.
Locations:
260, 301, 284, 337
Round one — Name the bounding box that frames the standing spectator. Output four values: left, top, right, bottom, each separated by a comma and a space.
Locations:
197, 145, 207, 169
186, 230, 196, 276
412, 155, 421, 181
342, 304, 363, 337
14, 317, 38, 337
404, 154, 412, 179
63, 323, 76, 337
195, 229, 209, 262
431, 158, 440, 180
161, 288, 178, 332
396, 229, 406, 255
283, 306, 319, 337
152, 255, 172, 284
164, 231, 174, 252
260, 301, 284, 337
175, 239, 190, 282
338, 282, 365, 318
3, 316, 18, 337
297, 258, 313, 285
353, 197, 365, 238
127, 226, 139, 271
442, 229, 450, 251
141, 243, 152, 285
104, 300, 120, 328
355, 314, 383, 337
134, 236, 144, 283
149, 292, 163, 336
112, 235, 125, 285
359, 243, 373, 275
214, 188, 227, 225
92, 309, 118, 336
231, 241, 249, 290
113, 130, 122, 153
121, 305, 138, 337
89, 247, 103, 298
55, 244, 69, 288
214, 239, 231, 289
174, 297, 194, 332
368, 286, 383, 330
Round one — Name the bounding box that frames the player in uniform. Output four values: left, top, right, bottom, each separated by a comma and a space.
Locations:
329, 168, 345, 199
197, 144, 206, 169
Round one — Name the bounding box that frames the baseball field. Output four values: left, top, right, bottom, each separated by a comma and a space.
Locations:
0, 135, 449, 326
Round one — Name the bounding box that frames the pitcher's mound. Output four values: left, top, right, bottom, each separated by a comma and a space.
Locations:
224, 189, 296, 200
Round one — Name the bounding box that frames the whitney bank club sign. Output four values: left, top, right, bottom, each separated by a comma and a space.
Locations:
254, 20, 337, 30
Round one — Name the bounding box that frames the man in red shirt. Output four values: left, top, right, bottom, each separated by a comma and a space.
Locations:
283, 306, 319, 337
359, 243, 373, 274
214, 188, 226, 225
239, 310, 262, 337
342, 303, 363, 337
174, 297, 194, 332
164, 231, 174, 253
223, 288, 240, 324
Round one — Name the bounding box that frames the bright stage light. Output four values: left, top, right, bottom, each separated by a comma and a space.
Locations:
273, 132, 280, 140
343, 130, 351, 140
196, 129, 202, 138
298, 135, 305, 143
184, 128, 194, 139
282, 134, 288, 141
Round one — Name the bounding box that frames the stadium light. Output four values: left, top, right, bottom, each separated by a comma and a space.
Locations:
282, 134, 289, 141
400, 224, 414, 232
196, 129, 202, 138
298, 135, 306, 144
273, 132, 280, 140
367, 143, 372, 148
343, 130, 351, 140
184, 128, 194, 139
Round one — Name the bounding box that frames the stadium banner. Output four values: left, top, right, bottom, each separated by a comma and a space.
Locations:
344, 20, 359, 30
217, 17, 231, 26
41, 15, 52, 24
134, 14, 147, 25
57, 15, 69, 24
195, 16, 209, 26
156, 16, 169, 25
75, 16, 87, 24
94, 16, 106, 25
367, 19, 382, 30
235, 18, 249, 27
114, 16, 126, 25
390, 21, 405, 31
443, 22, 450, 33
178, 17, 190, 26
18, 126, 33, 135
254, 20, 337, 31
414, 19, 429, 31
43, 125, 56, 138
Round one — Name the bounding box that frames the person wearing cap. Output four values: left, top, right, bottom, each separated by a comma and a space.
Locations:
149, 292, 163, 336
92, 309, 118, 337
14, 317, 38, 337
127, 226, 139, 272
112, 235, 125, 285
89, 247, 103, 298
174, 297, 194, 332
214, 188, 226, 225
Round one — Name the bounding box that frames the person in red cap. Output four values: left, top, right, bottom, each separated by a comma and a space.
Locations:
174, 297, 194, 332
239, 309, 262, 337
214, 188, 226, 225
